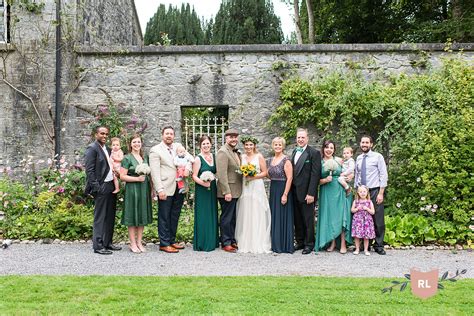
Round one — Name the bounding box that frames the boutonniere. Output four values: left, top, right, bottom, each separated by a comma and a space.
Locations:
304, 159, 310, 163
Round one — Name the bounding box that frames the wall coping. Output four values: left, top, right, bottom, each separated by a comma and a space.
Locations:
75, 43, 474, 55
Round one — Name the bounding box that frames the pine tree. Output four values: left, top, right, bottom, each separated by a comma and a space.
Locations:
212, 0, 283, 44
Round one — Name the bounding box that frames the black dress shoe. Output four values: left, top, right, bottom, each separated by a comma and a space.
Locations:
294, 244, 304, 251
375, 248, 386, 255
105, 245, 122, 251
94, 248, 113, 255
302, 247, 312, 255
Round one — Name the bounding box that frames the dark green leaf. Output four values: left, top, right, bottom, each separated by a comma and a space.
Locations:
381, 288, 389, 294
391, 280, 400, 284
461, 269, 467, 274
441, 271, 449, 280
448, 278, 457, 282
437, 283, 444, 289
400, 282, 408, 292
404, 274, 411, 280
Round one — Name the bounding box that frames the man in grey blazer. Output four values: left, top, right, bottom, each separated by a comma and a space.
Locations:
216, 129, 243, 253
150, 126, 193, 253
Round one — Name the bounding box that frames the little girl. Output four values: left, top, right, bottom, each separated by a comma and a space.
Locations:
351, 185, 376, 256
110, 137, 124, 194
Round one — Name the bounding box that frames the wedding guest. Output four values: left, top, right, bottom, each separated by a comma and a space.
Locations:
150, 126, 193, 253
338, 147, 355, 194
315, 140, 352, 253
192, 135, 219, 252
120, 134, 152, 253
84, 126, 121, 255
354, 135, 388, 255
110, 137, 124, 194
351, 185, 376, 256
291, 128, 321, 255
235, 135, 271, 253
216, 129, 243, 253
267, 137, 294, 253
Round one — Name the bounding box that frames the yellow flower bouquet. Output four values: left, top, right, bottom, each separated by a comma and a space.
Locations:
238, 163, 257, 185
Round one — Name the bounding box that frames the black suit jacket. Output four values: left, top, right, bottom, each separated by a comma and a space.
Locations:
84, 141, 112, 196
291, 145, 321, 203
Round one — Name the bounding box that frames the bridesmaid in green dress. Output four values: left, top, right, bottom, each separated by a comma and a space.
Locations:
315, 140, 352, 253
120, 134, 153, 253
192, 135, 219, 251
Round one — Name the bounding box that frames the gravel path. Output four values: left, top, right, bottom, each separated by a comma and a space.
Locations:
1, 244, 472, 278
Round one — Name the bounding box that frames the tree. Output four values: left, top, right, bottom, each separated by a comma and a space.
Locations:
144, 4, 205, 45
212, 0, 284, 44
296, 0, 474, 44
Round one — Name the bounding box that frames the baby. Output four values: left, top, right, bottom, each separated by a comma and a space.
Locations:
338, 147, 355, 194
110, 137, 124, 194
174, 145, 193, 194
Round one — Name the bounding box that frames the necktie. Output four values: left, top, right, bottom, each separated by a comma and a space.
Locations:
361, 154, 367, 186
167, 147, 173, 157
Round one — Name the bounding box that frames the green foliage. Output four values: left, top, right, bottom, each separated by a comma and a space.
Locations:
18, 0, 45, 15
270, 56, 473, 245
212, 0, 283, 44
385, 214, 471, 246
144, 3, 205, 45
86, 92, 148, 152
299, 0, 474, 43
0, 176, 196, 242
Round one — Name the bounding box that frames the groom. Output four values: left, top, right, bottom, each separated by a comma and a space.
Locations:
216, 128, 243, 253
291, 128, 321, 254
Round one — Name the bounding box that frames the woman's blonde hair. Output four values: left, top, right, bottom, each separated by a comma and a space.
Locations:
271, 137, 286, 149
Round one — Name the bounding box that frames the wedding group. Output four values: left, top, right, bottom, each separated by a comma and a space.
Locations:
84, 125, 388, 256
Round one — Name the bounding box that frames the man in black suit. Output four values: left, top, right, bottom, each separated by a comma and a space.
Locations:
84, 126, 121, 255
291, 128, 321, 254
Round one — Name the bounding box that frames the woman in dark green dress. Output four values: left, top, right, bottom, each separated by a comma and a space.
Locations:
192, 135, 219, 251
315, 140, 352, 253
120, 134, 152, 253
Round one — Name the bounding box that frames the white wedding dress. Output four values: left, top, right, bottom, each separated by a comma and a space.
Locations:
235, 154, 272, 253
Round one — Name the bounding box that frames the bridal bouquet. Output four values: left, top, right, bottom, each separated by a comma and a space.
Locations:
324, 159, 339, 176
238, 163, 257, 185
135, 162, 151, 175
199, 171, 216, 190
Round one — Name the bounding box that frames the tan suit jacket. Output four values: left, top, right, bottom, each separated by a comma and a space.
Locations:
149, 142, 192, 196
216, 144, 243, 198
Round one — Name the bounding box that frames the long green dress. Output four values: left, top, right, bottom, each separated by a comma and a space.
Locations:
315, 158, 353, 252
193, 155, 219, 251
121, 154, 153, 226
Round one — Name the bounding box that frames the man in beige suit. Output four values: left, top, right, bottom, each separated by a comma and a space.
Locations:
150, 126, 192, 253
216, 129, 243, 253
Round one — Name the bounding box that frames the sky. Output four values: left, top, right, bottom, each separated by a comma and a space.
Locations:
134, 0, 295, 39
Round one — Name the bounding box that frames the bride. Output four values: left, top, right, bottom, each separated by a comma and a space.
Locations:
235, 136, 272, 253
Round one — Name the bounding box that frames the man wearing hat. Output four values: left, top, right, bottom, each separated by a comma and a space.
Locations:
216, 129, 243, 253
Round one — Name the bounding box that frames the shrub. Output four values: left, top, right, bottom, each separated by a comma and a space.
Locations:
269, 55, 473, 245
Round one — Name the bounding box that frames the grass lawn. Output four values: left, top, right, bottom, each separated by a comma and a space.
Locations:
1, 276, 472, 314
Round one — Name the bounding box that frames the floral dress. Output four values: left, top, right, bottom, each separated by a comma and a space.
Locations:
351, 200, 376, 239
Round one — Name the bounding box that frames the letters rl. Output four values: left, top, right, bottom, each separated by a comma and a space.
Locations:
410, 268, 439, 299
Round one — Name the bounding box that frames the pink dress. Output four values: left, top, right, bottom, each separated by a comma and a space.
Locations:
351, 200, 376, 239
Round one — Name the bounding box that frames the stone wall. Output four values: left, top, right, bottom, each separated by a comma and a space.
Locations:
0, 0, 142, 174
65, 44, 473, 159
0, 1, 472, 173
